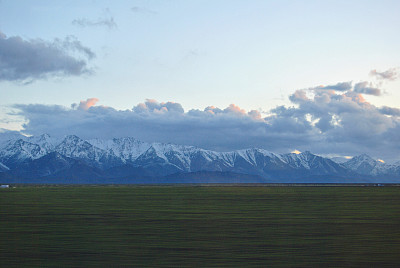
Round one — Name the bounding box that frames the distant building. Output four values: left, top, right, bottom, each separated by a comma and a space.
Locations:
1, 185, 9, 188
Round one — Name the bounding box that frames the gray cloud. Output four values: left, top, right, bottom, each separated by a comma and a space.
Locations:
315, 81, 353, 91
379, 106, 400, 116
370, 68, 398, 81
0, 32, 94, 83
354, 81, 382, 96
11, 84, 400, 162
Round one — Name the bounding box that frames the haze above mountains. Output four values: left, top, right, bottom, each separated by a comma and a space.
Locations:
0, 134, 399, 184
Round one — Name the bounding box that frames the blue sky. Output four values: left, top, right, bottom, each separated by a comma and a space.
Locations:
1, 1, 400, 161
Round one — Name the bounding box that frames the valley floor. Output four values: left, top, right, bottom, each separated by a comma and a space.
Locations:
1, 186, 400, 267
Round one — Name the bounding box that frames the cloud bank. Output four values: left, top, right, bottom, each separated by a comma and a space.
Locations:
11, 78, 400, 162
0, 32, 94, 83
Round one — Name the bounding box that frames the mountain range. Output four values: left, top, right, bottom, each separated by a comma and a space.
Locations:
0, 134, 399, 184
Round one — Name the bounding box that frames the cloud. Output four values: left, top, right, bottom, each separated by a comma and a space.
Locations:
0, 32, 94, 83
354, 81, 382, 96
57, 36, 95, 60
131, 6, 157, 14
289, 89, 309, 103
72, 17, 117, 29
72, 8, 117, 29
315, 81, 353, 91
72, 98, 100, 111
133, 99, 184, 114
370, 68, 399, 81
379, 106, 400, 116
224, 104, 247, 115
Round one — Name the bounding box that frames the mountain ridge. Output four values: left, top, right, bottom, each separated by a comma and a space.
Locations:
0, 134, 399, 183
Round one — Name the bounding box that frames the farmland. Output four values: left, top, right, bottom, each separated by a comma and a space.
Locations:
1, 185, 400, 267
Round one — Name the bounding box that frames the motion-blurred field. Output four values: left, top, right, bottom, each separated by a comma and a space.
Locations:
1, 186, 400, 267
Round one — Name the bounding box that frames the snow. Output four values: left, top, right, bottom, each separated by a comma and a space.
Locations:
0, 162, 9, 171
281, 152, 312, 169
88, 137, 151, 161
343, 154, 398, 175
236, 149, 256, 165
0, 139, 48, 161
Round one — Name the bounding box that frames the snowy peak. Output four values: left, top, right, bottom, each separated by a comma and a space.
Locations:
134, 143, 193, 171
344, 154, 378, 170
281, 151, 315, 169
0, 131, 26, 147
56, 135, 95, 156
280, 151, 347, 175
88, 137, 150, 162
343, 154, 393, 176
233, 148, 283, 167
55, 135, 123, 169
0, 139, 48, 167
352, 154, 375, 162
26, 133, 60, 152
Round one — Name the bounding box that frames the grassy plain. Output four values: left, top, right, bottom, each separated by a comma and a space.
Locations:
1, 185, 400, 267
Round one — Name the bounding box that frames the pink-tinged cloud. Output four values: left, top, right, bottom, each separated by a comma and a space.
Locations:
78, 98, 99, 110
289, 89, 309, 103
224, 104, 247, 115
204, 106, 222, 115
344, 91, 367, 104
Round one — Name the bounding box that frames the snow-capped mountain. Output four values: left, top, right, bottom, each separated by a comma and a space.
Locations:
281, 151, 350, 176
0, 134, 399, 183
26, 133, 61, 152
0, 139, 48, 169
55, 135, 124, 169
88, 137, 151, 163
342, 154, 398, 176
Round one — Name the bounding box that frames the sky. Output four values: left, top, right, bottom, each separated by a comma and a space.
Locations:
1, 0, 400, 162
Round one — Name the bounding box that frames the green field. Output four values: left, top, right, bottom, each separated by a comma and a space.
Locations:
1, 186, 400, 267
